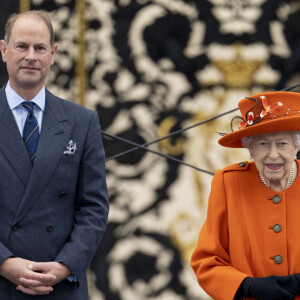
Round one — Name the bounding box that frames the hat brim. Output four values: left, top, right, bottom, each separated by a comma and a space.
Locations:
218, 115, 300, 148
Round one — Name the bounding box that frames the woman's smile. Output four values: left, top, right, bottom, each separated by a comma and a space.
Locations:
265, 163, 282, 171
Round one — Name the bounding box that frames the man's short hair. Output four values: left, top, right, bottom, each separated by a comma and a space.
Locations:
4, 10, 55, 46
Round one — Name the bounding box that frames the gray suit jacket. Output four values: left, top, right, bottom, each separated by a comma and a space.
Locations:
0, 85, 109, 299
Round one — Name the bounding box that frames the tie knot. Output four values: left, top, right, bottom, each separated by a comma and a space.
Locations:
21, 101, 35, 113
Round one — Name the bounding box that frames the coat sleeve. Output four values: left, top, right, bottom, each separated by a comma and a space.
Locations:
55, 111, 109, 281
190, 169, 248, 300
0, 243, 13, 265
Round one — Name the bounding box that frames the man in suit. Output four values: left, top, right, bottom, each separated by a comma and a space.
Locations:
0, 10, 109, 299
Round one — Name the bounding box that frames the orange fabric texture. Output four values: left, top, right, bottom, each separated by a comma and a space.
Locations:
190, 160, 300, 300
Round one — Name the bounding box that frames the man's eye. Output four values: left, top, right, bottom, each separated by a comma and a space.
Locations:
36, 46, 46, 52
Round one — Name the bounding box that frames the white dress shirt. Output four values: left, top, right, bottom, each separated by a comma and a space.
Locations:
5, 81, 45, 136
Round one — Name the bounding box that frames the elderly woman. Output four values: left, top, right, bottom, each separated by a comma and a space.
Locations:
190, 91, 300, 300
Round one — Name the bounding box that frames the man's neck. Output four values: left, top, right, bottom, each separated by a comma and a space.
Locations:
9, 82, 44, 101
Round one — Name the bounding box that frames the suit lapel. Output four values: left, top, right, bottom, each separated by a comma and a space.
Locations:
0, 86, 32, 187
14, 90, 75, 222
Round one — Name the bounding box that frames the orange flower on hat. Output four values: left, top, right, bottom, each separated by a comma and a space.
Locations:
259, 95, 283, 118
239, 112, 254, 129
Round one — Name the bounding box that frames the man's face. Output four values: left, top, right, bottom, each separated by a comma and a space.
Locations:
0, 15, 57, 95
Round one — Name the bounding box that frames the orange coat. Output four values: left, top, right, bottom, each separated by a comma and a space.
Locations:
190, 160, 300, 300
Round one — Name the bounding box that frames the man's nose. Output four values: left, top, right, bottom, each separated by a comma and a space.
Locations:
25, 47, 37, 61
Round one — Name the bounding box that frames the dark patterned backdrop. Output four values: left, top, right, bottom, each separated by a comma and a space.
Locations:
1, 1, 300, 299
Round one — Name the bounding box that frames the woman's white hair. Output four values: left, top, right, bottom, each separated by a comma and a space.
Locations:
241, 136, 253, 148
241, 131, 300, 150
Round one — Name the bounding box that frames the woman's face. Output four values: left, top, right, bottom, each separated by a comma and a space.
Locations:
249, 132, 298, 183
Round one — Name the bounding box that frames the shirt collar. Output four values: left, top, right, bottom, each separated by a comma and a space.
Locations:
5, 81, 46, 111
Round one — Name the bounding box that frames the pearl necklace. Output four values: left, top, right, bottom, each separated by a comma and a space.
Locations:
259, 161, 296, 189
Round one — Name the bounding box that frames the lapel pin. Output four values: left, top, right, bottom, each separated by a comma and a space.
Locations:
63, 140, 77, 155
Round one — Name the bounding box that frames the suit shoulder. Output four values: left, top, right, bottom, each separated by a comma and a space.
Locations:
59, 98, 95, 116
222, 161, 250, 173
47, 94, 97, 122
46, 88, 94, 115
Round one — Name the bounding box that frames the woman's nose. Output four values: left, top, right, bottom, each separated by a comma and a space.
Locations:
268, 144, 280, 159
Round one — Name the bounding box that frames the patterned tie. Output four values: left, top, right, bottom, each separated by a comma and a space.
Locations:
22, 101, 40, 162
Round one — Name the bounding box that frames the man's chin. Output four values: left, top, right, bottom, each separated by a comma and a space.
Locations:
16, 79, 44, 90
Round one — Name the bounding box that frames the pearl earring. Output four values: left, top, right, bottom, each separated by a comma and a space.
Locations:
249, 154, 253, 159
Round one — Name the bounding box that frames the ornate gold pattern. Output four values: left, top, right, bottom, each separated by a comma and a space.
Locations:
75, 0, 86, 107
158, 116, 185, 156
213, 43, 263, 87
19, 0, 30, 13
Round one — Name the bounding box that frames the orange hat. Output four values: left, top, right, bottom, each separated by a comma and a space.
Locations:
218, 91, 300, 148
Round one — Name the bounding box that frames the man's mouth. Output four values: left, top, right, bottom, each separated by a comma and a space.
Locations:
21, 66, 39, 71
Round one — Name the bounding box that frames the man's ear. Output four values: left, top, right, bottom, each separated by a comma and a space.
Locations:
50, 43, 58, 66
0, 40, 7, 63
